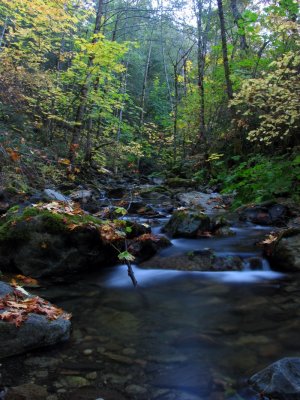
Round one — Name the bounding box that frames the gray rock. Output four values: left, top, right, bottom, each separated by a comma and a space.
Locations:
5, 383, 48, 400
0, 281, 13, 297
163, 210, 211, 238
249, 357, 300, 400
125, 384, 148, 396
69, 190, 93, 201
140, 250, 243, 272
239, 203, 289, 226
0, 282, 71, 358
267, 231, 300, 271
44, 189, 69, 202
177, 191, 226, 214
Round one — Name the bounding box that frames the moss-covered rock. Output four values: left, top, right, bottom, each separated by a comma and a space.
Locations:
0, 205, 154, 279
163, 210, 211, 238
165, 178, 196, 188
0, 204, 169, 278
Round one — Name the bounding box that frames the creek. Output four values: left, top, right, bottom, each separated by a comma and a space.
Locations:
1, 207, 299, 400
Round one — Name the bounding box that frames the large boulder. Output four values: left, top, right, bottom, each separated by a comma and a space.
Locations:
0, 204, 154, 278
264, 229, 300, 271
163, 210, 211, 238
239, 202, 290, 226
140, 249, 243, 271
249, 358, 300, 400
128, 234, 171, 262
176, 191, 227, 214
0, 282, 71, 358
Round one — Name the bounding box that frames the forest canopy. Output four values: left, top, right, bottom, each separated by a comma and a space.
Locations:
0, 0, 299, 203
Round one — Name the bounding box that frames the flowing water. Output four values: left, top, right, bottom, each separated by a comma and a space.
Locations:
1, 217, 300, 400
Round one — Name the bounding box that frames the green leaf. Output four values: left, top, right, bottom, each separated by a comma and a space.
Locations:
118, 251, 135, 262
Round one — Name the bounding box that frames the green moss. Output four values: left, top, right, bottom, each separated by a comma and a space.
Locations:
0, 206, 106, 242
166, 178, 196, 188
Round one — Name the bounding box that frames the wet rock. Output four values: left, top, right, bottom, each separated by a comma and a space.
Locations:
61, 376, 89, 388
0, 282, 71, 358
129, 235, 171, 262
83, 349, 93, 356
125, 384, 148, 396
163, 210, 211, 238
24, 356, 61, 368
166, 178, 195, 188
5, 383, 48, 400
64, 387, 127, 400
122, 347, 136, 356
140, 250, 243, 272
102, 373, 132, 385
0, 201, 9, 214
44, 189, 69, 202
239, 202, 289, 226
266, 230, 300, 271
69, 189, 92, 202
176, 192, 227, 214
86, 372, 97, 380
0, 206, 151, 278
245, 257, 264, 270
249, 357, 300, 400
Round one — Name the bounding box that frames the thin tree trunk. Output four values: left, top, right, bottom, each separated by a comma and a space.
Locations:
140, 39, 152, 129
217, 0, 233, 100
0, 16, 8, 50
173, 65, 178, 162
230, 0, 248, 51
194, 0, 212, 145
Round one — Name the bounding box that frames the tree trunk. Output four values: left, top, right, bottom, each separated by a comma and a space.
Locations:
140, 39, 152, 129
196, 0, 205, 141
217, 0, 233, 100
0, 16, 8, 50
173, 65, 178, 162
194, 0, 212, 147
230, 0, 248, 51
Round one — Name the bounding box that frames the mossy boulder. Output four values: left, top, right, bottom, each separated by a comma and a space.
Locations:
0, 205, 152, 279
163, 210, 211, 238
165, 178, 196, 189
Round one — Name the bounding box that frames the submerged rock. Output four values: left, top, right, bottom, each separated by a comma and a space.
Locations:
5, 383, 48, 400
249, 357, 300, 400
163, 210, 211, 238
0, 282, 71, 358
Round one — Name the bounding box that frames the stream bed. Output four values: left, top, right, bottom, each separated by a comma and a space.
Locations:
1, 218, 300, 400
